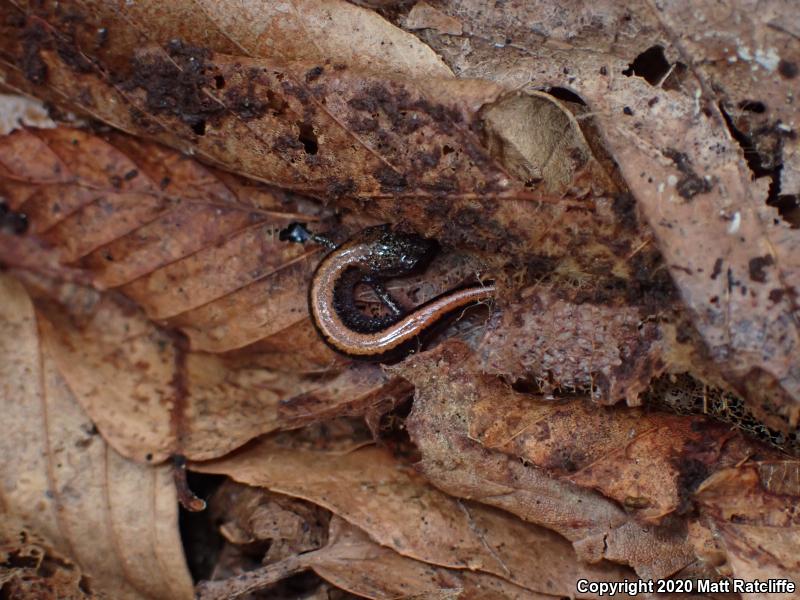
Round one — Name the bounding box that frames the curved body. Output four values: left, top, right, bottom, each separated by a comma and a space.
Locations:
308, 225, 495, 361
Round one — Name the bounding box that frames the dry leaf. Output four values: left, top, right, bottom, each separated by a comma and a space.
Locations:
466, 376, 770, 522
313, 517, 551, 600
693, 462, 800, 593
479, 288, 671, 404
403, 0, 800, 428
21, 272, 401, 463
399, 342, 710, 580
192, 432, 633, 597
0, 273, 193, 600
198, 515, 551, 600
1, 515, 93, 599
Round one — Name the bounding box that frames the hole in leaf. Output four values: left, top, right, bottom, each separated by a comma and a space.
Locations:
546, 87, 586, 106
719, 103, 771, 178
297, 122, 318, 154
769, 194, 800, 228
623, 45, 671, 85
720, 102, 799, 228
191, 119, 206, 136
442, 145, 454, 155
738, 100, 766, 114
214, 75, 225, 89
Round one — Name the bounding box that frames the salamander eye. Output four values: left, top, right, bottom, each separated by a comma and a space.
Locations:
400, 254, 417, 267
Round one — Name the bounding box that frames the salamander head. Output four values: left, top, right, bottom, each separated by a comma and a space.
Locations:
358, 224, 438, 277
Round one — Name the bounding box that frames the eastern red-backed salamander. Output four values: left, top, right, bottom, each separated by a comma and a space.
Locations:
281, 223, 495, 361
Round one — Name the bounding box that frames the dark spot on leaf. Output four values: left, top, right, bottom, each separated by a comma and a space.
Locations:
662, 148, 713, 199
612, 193, 638, 229
778, 59, 798, 79
768, 288, 784, 303
305, 65, 324, 82
20, 21, 49, 84
297, 121, 318, 155
327, 178, 356, 200
224, 69, 268, 120
748, 255, 774, 283
191, 119, 206, 135
738, 100, 766, 114
374, 166, 407, 193
710, 258, 723, 280
265, 89, 288, 116
122, 39, 225, 131
674, 457, 710, 510
546, 87, 586, 106
0, 208, 29, 235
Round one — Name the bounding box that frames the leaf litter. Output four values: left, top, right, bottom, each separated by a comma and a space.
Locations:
0, 0, 798, 598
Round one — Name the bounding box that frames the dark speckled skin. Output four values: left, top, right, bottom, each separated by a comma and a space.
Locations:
308, 225, 495, 361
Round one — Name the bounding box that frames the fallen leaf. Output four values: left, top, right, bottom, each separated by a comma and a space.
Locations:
479, 288, 671, 404
693, 462, 800, 598
192, 431, 633, 596
0, 515, 93, 599
21, 271, 400, 463
403, 0, 800, 430
198, 515, 552, 600
0, 273, 194, 600
398, 342, 710, 580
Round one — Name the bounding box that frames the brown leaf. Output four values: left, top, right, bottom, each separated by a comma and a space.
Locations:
466, 377, 758, 522
0, 1, 662, 321
693, 462, 800, 595
0, 515, 93, 599
196, 0, 453, 78
482, 90, 618, 197
0, 273, 193, 600
192, 432, 632, 596
479, 288, 670, 404
398, 342, 702, 579
405, 2, 464, 36
312, 517, 553, 600
404, 0, 800, 427
198, 515, 551, 600
0, 126, 331, 354
22, 273, 396, 462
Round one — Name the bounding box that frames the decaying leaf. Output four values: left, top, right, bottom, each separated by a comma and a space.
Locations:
193, 427, 633, 597
398, 342, 790, 580
0, 0, 798, 597
0, 273, 193, 599
1, 515, 93, 600
402, 0, 800, 428
198, 514, 552, 600
693, 461, 800, 596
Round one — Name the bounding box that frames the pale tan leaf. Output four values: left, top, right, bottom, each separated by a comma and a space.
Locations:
0, 273, 193, 600
195, 0, 453, 78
